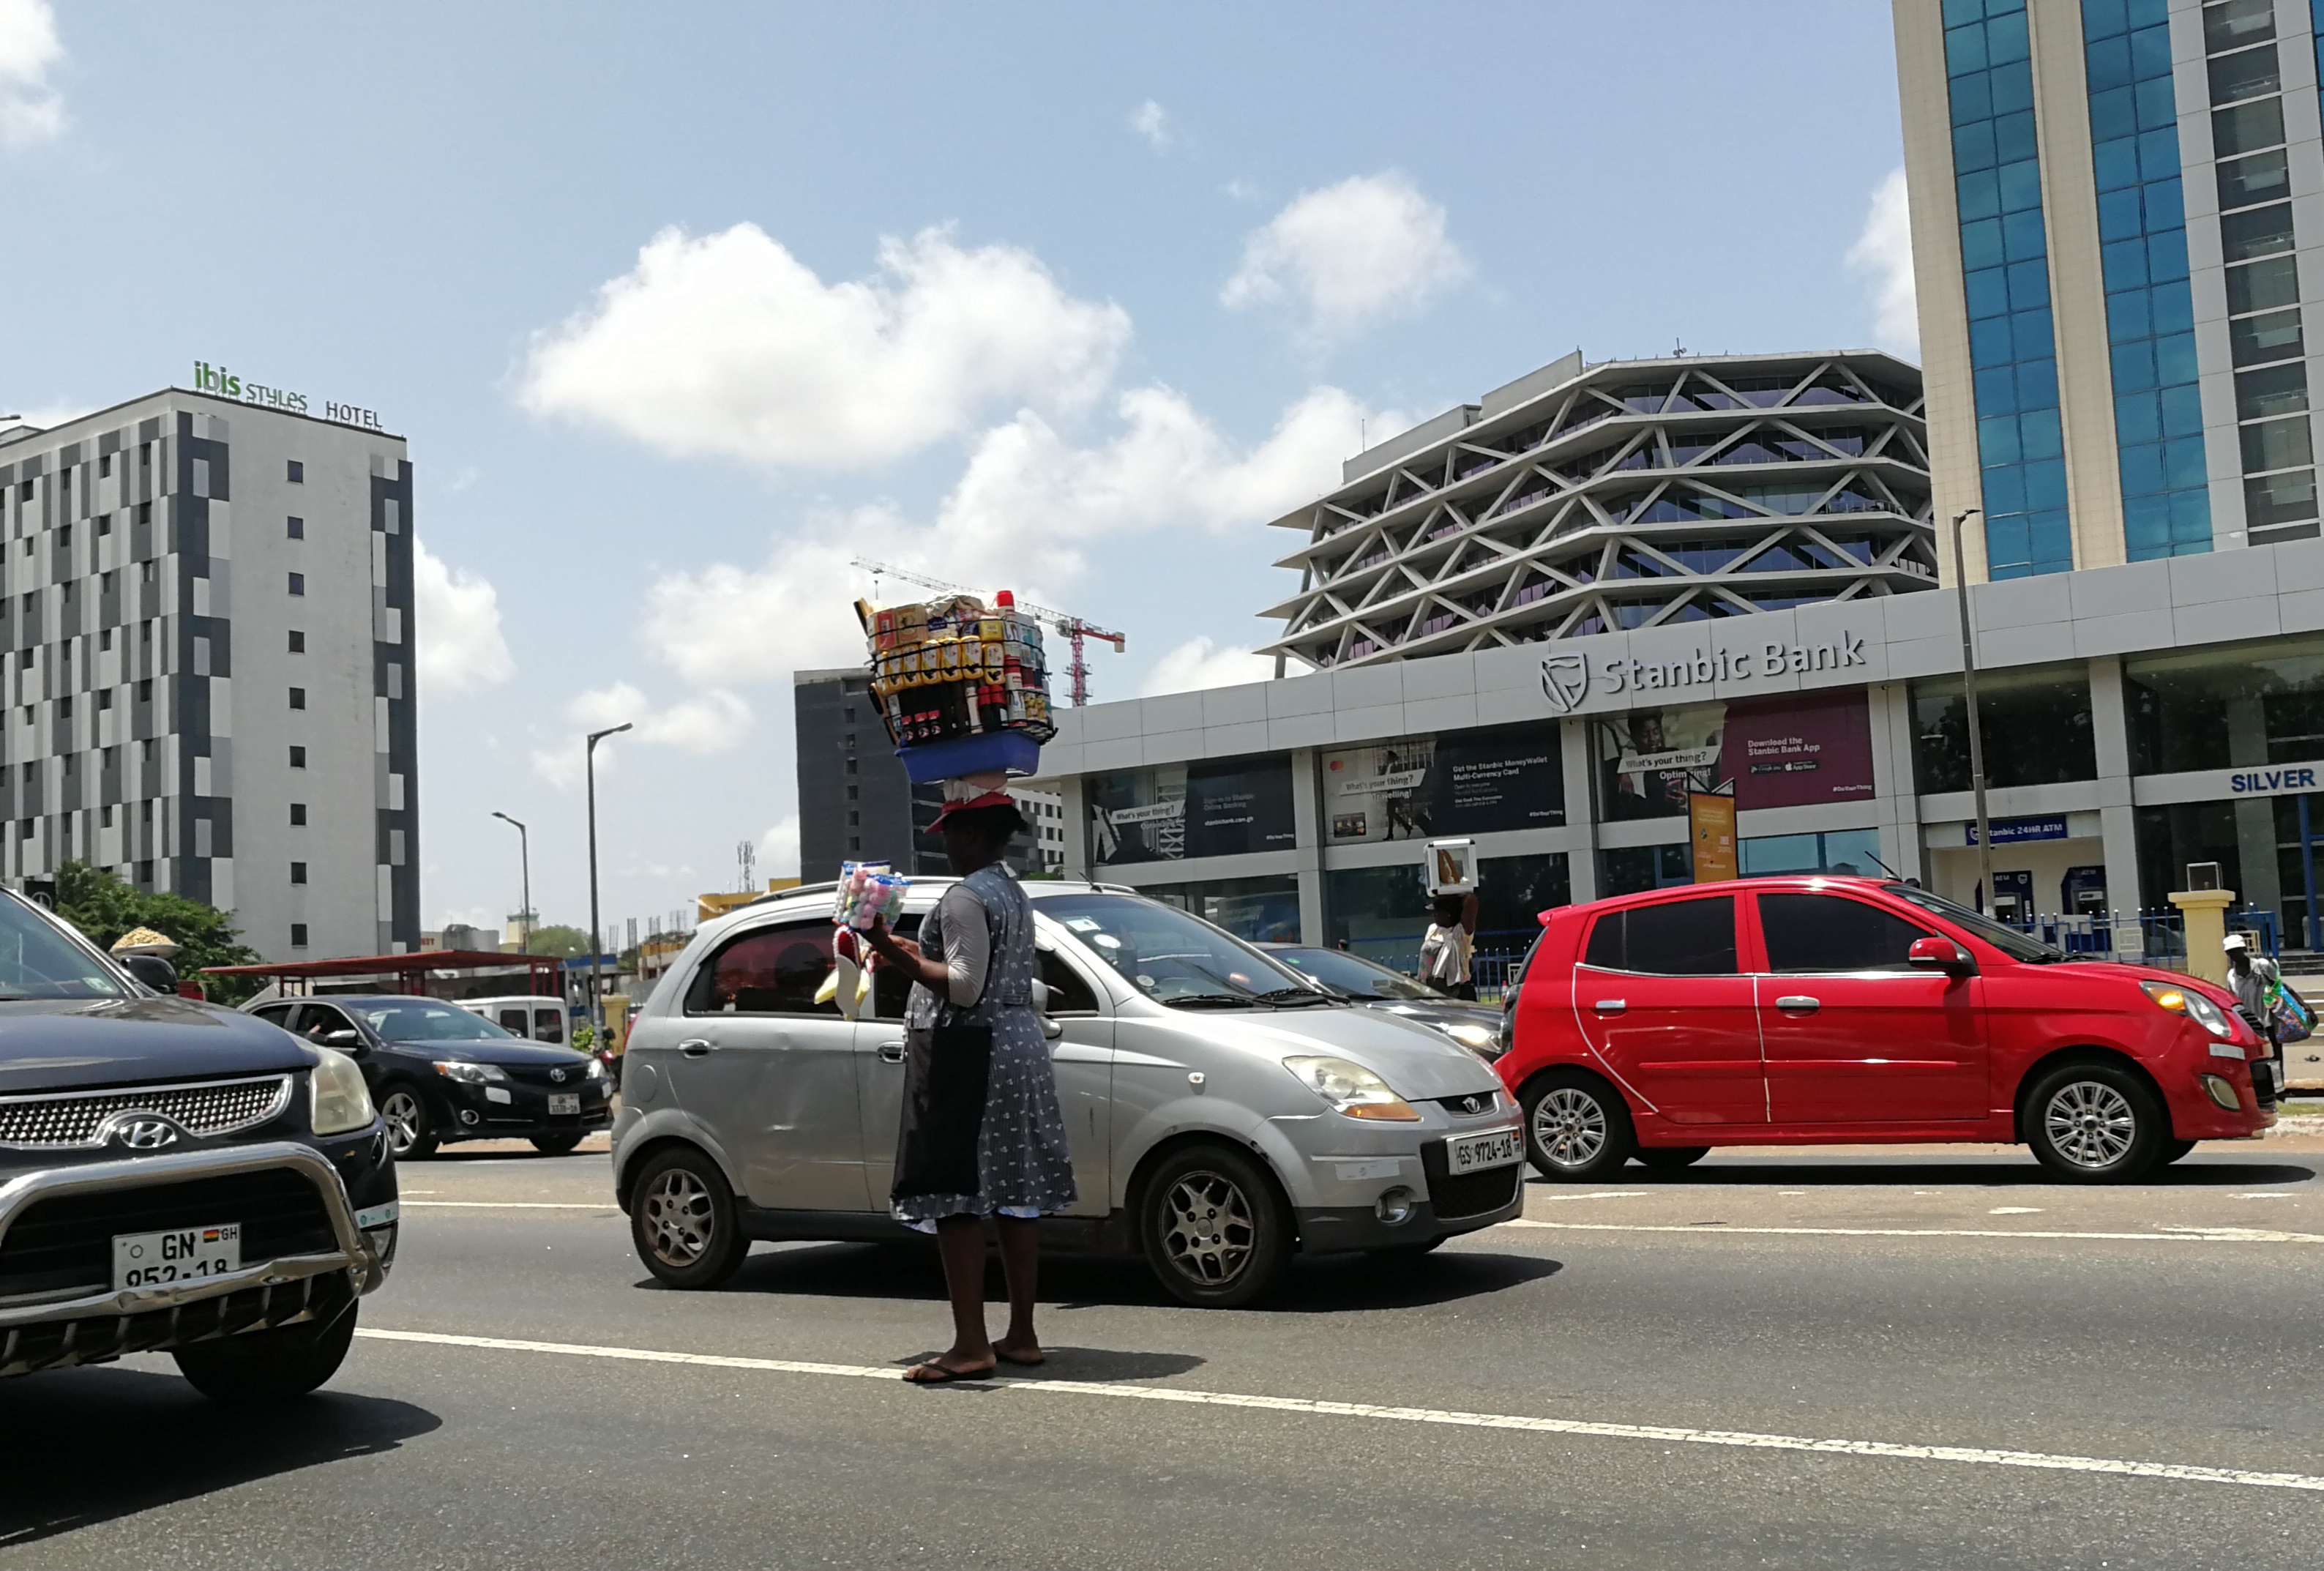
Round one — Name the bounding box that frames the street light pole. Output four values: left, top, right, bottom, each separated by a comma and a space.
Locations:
585, 723, 632, 1049
490, 811, 530, 954
1949, 509, 1995, 913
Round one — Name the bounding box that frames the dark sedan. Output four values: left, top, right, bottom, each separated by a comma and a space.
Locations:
0, 890, 395, 1400
247, 995, 610, 1158
1262, 944, 1508, 1061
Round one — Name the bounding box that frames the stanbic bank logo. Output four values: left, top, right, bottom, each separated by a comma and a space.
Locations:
1539, 653, 1589, 714
193, 360, 308, 414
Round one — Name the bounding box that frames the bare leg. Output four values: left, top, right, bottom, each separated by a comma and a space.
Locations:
905, 1216, 994, 1381
993, 1215, 1043, 1365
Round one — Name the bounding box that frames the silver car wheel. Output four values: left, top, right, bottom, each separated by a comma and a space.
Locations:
1159, 1171, 1255, 1286
2044, 1080, 2137, 1169
380, 1089, 423, 1156
1533, 1087, 1608, 1170
642, 1168, 716, 1268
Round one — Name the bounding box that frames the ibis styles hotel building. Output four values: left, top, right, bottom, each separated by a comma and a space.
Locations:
0, 385, 418, 960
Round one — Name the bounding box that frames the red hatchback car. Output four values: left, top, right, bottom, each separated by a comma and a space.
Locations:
1496, 876, 2276, 1183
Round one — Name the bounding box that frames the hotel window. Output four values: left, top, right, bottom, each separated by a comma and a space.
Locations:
286, 460, 304, 483
288, 630, 304, 653
291, 923, 309, 948
289, 745, 307, 768
287, 515, 304, 539
288, 687, 306, 710
288, 572, 304, 596
291, 803, 307, 825
291, 862, 307, 884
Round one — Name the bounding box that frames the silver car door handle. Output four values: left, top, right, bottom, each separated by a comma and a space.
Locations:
878, 1040, 907, 1064
1775, 996, 1820, 1013
679, 1038, 716, 1056
1592, 999, 1626, 1013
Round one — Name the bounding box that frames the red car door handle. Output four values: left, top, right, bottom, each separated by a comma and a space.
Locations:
1593, 999, 1627, 1013
1775, 996, 1820, 1013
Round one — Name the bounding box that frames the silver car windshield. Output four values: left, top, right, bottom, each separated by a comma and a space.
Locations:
1273, 946, 1438, 1001
1038, 894, 1316, 1008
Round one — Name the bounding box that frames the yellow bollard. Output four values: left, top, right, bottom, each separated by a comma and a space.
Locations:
2168, 889, 2236, 985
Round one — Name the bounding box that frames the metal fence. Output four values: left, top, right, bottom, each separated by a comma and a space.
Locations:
1999, 908, 2279, 966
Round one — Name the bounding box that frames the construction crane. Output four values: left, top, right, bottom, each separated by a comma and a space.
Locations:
850, 557, 1126, 706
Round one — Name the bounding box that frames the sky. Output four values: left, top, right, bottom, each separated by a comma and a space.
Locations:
0, 0, 1913, 944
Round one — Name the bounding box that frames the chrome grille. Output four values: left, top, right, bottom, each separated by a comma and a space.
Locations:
0, 1075, 294, 1148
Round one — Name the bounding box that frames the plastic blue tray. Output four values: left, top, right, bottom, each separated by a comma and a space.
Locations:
895, 731, 1042, 783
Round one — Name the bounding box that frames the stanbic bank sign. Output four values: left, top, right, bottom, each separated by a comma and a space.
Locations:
1537, 630, 1874, 716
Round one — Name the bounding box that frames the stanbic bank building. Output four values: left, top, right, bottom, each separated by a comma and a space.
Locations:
1038, 542, 2324, 965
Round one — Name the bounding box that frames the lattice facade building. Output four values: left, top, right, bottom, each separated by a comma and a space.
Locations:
1260, 351, 1938, 671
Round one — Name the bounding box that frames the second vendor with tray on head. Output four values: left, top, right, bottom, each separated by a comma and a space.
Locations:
862, 788, 1077, 1384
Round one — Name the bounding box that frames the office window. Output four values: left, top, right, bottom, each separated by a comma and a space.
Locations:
286, 460, 304, 483
290, 745, 307, 768
97, 454, 111, 478
1911, 663, 2097, 791
287, 515, 304, 539
2086, 0, 2210, 561
288, 630, 304, 653
1949, 0, 2070, 576
290, 862, 307, 884
287, 572, 304, 597
288, 687, 306, 709
135, 678, 150, 702
2126, 632, 2324, 772
291, 803, 307, 825
291, 923, 309, 948
95, 513, 110, 537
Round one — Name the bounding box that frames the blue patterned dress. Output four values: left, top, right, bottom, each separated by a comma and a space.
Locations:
892, 865, 1078, 1228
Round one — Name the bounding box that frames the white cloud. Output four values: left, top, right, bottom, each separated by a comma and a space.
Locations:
1129, 99, 1170, 149
414, 539, 515, 695
1849, 168, 1918, 359
761, 815, 801, 880
0, 0, 63, 149
518, 223, 1130, 470
1222, 171, 1468, 340
635, 384, 1372, 687
530, 682, 752, 788
1140, 637, 1275, 697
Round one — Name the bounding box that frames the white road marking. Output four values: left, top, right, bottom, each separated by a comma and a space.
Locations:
1988, 1206, 2042, 1214
1539, 1190, 1651, 1202
400, 1201, 618, 1210
352, 1327, 2324, 1494
2234, 1193, 2293, 1200
1505, 1220, 2324, 1244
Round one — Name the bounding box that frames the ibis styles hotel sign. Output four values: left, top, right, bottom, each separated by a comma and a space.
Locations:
192, 361, 386, 431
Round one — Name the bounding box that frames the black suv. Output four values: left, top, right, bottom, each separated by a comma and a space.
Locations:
244, 995, 610, 1159
0, 890, 395, 1400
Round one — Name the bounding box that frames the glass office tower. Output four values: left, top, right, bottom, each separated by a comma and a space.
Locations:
1894, 0, 2324, 581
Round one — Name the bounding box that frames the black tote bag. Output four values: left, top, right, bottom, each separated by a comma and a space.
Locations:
890, 1023, 993, 1202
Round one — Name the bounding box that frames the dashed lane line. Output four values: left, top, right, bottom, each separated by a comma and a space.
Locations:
352, 1327, 2324, 1494
1504, 1220, 2324, 1244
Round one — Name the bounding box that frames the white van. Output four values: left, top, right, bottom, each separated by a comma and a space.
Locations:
459, 995, 572, 1045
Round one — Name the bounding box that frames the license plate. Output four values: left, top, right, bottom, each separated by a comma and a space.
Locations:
113, 1223, 241, 1291
1446, 1129, 1521, 1173
547, 1093, 580, 1116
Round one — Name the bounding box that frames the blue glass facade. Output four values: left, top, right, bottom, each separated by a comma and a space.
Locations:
2085, 0, 2211, 559
1946, 0, 2073, 577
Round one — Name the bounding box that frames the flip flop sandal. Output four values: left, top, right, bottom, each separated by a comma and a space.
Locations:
903, 1360, 995, 1384
994, 1350, 1046, 1367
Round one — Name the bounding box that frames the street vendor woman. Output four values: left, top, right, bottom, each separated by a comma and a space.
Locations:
862, 791, 1077, 1383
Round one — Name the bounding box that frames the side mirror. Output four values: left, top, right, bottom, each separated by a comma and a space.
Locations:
1041, 1015, 1065, 1042
121, 954, 179, 993
1908, 936, 1974, 977
324, 1029, 364, 1050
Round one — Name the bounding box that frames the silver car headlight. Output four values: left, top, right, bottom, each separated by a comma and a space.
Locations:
1438, 1021, 1503, 1059
310, 1046, 376, 1135
1282, 1056, 1420, 1122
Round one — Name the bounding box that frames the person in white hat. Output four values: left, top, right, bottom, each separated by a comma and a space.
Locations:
2223, 933, 2282, 1071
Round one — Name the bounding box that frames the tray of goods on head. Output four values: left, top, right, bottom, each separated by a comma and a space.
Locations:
858, 589, 1054, 783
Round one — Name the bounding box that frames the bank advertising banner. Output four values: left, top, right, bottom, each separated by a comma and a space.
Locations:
1690, 793, 1738, 881
1595, 692, 1875, 819
1088, 758, 1296, 864
1320, 721, 1566, 846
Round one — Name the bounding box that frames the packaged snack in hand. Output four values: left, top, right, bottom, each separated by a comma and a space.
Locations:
832, 861, 907, 930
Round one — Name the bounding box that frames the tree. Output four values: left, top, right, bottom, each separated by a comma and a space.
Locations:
523, 925, 595, 959
55, 860, 264, 1004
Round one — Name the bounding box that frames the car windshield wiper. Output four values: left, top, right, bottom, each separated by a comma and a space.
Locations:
1250, 987, 1336, 1007
1159, 993, 1263, 1010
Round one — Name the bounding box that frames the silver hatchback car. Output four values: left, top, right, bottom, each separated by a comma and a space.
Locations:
612, 878, 1524, 1307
